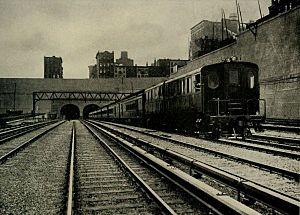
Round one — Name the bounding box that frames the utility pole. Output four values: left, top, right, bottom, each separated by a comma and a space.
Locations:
235, 0, 241, 33
13, 83, 16, 111
258, 0, 263, 19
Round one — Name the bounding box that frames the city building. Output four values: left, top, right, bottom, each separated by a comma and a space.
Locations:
268, 0, 300, 16
114, 65, 126, 78
155, 59, 189, 76
113, 65, 164, 78
44, 56, 63, 79
96, 51, 114, 78
89, 51, 186, 79
190, 14, 239, 59
88, 64, 97, 79
116, 51, 134, 66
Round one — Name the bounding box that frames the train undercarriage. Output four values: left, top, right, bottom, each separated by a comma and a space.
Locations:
196, 114, 265, 139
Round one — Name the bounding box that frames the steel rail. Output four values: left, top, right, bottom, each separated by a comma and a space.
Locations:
262, 123, 300, 133
85, 120, 261, 215
217, 138, 300, 158
0, 121, 51, 136
89, 120, 300, 215
91, 120, 300, 181
244, 137, 300, 152
66, 122, 75, 215
0, 121, 64, 163
251, 134, 300, 145
0, 121, 57, 144
82, 121, 177, 215
0, 124, 23, 133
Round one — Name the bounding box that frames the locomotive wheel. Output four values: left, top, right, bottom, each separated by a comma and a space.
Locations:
204, 124, 220, 140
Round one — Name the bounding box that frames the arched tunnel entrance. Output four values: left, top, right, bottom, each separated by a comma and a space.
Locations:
60, 104, 80, 120
83, 104, 100, 119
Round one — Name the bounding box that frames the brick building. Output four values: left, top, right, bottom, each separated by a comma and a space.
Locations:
96, 51, 114, 78
44, 56, 63, 79
89, 51, 186, 78
155, 59, 189, 76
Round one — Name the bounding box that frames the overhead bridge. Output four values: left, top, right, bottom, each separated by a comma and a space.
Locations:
32, 91, 132, 119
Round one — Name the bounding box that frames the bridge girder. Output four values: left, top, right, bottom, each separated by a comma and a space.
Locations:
32, 91, 132, 115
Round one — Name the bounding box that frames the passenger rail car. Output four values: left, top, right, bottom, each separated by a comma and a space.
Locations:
90, 90, 145, 126
90, 60, 266, 138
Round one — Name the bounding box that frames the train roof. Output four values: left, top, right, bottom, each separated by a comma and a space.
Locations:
143, 61, 257, 91
89, 89, 145, 115
89, 61, 259, 116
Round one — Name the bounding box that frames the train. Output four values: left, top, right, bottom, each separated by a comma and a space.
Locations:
89, 59, 266, 139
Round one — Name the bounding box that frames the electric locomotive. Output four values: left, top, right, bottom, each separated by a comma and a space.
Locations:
144, 59, 265, 138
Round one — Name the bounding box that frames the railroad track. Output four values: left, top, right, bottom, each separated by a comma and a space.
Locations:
89, 120, 300, 215
250, 133, 300, 148
0, 124, 23, 132
0, 121, 72, 214
94, 121, 300, 180
66, 120, 261, 215
262, 123, 300, 133
0, 121, 64, 163
217, 137, 300, 159
0, 120, 57, 143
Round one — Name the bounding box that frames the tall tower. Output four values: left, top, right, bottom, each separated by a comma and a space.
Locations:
116, 51, 134, 66
95, 51, 114, 78
44, 56, 63, 78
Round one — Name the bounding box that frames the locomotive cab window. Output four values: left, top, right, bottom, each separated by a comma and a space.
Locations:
248, 71, 255, 89
229, 70, 239, 85
208, 71, 219, 89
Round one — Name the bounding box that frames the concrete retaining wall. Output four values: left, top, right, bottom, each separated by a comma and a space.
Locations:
0, 77, 166, 115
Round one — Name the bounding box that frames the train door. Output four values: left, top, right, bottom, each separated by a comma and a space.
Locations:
243, 65, 260, 115
202, 65, 224, 115
224, 64, 242, 100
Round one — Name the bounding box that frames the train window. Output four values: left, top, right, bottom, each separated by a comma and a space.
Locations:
229, 70, 239, 85
158, 86, 161, 98
179, 81, 182, 94
195, 74, 201, 91
187, 78, 190, 93
176, 81, 180, 95
208, 71, 219, 89
248, 72, 255, 89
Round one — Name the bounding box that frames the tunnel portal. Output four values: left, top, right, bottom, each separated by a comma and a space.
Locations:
60, 104, 80, 120
83, 104, 100, 119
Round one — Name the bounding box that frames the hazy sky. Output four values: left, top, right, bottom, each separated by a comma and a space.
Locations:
0, 0, 269, 79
